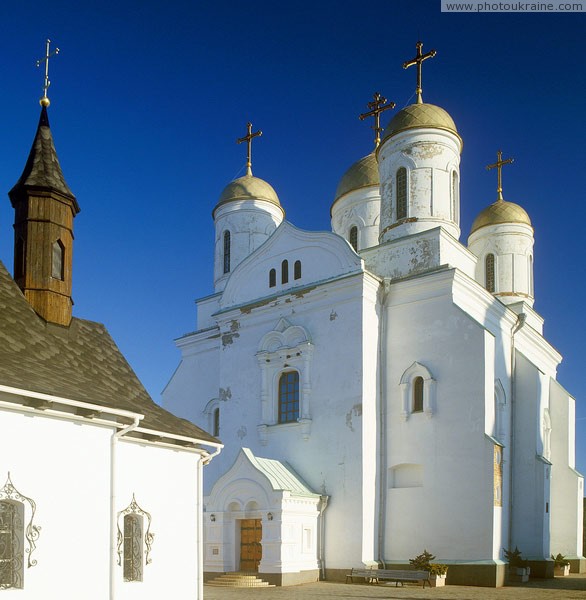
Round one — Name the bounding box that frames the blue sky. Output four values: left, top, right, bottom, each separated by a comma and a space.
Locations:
1, 1, 584, 475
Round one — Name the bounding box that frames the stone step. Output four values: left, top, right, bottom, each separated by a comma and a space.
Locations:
206, 572, 275, 588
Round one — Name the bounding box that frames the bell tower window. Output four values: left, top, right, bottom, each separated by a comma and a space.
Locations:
396, 167, 407, 220
269, 268, 276, 288
281, 260, 289, 284
294, 260, 302, 280
223, 231, 231, 274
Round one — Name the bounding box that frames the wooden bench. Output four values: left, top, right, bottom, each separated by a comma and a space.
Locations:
346, 568, 431, 588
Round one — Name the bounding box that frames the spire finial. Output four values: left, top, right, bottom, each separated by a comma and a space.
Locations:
486, 150, 514, 202
403, 41, 436, 104
359, 92, 396, 149
237, 122, 262, 176
36, 39, 60, 107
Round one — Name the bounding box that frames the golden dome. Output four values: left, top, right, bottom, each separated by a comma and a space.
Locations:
381, 102, 458, 143
470, 199, 532, 234
332, 152, 379, 207
214, 173, 282, 216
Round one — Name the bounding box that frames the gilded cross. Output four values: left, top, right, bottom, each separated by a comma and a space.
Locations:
359, 92, 396, 148
237, 122, 262, 175
403, 41, 436, 104
36, 39, 60, 107
486, 150, 514, 202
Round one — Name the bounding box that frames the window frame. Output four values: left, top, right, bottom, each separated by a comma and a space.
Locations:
396, 167, 407, 220
278, 370, 300, 424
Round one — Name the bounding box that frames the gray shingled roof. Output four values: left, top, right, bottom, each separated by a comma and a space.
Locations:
0, 260, 218, 445
9, 107, 78, 210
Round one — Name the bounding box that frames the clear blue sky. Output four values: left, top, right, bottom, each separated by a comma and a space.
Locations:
1, 1, 584, 475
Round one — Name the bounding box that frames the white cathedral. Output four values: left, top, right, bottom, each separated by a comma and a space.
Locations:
163, 44, 584, 587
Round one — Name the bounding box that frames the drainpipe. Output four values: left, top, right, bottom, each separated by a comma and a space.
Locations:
318, 495, 329, 579
110, 415, 143, 600
196, 453, 204, 599
377, 278, 391, 568
507, 313, 526, 553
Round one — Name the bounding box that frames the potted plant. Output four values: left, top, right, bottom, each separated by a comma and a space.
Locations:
504, 547, 530, 582
551, 553, 570, 576
409, 549, 448, 587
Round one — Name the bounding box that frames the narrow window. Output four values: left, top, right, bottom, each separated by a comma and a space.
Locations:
396, 167, 407, 220
52, 240, 65, 280
123, 514, 143, 582
0, 501, 23, 589
294, 260, 301, 280
223, 231, 231, 275
485, 254, 495, 293
413, 377, 424, 413
212, 407, 220, 437
281, 260, 289, 284
451, 171, 458, 221
278, 371, 299, 424
349, 226, 358, 251
269, 269, 276, 288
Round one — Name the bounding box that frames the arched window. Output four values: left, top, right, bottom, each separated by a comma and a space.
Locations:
223, 231, 231, 274
294, 260, 302, 280
396, 167, 407, 220
485, 253, 495, 293
413, 377, 424, 413
212, 407, 220, 438
0, 500, 24, 589
52, 240, 65, 280
451, 171, 458, 221
349, 226, 358, 251
281, 260, 289, 284
123, 514, 143, 582
269, 269, 276, 288
278, 371, 299, 424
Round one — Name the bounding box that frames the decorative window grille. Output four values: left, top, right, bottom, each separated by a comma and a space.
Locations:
51, 240, 65, 280
349, 226, 358, 251
281, 260, 289, 284
269, 268, 276, 287
0, 473, 41, 591
294, 260, 302, 280
485, 253, 495, 293
117, 495, 154, 583
278, 371, 299, 424
413, 377, 424, 413
396, 167, 407, 220
223, 231, 231, 274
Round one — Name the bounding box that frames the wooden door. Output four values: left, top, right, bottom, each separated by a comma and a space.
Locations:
240, 519, 262, 572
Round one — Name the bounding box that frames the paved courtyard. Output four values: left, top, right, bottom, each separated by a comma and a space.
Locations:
204, 573, 586, 600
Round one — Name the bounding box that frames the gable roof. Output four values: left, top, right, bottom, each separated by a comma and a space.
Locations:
0, 260, 217, 445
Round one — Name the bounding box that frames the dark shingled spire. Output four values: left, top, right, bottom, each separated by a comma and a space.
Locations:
9, 106, 78, 211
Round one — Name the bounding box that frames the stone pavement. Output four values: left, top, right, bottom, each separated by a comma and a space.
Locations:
204, 573, 586, 600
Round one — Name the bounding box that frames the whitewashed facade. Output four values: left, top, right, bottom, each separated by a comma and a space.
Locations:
163, 92, 584, 586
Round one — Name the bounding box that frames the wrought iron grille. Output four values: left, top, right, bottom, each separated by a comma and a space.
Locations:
117, 494, 154, 583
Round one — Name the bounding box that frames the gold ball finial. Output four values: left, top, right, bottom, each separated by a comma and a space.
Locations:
39, 96, 50, 108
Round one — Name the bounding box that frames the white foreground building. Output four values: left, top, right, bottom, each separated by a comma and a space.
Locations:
163, 55, 584, 587
0, 102, 221, 599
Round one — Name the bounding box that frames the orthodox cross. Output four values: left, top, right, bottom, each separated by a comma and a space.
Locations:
486, 150, 514, 202
237, 122, 262, 175
359, 92, 396, 148
36, 39, 60, 107
403, 41, 436, 104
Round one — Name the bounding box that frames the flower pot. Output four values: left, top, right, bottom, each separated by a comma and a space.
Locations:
429, 574, 446, 587
508, 567, 529, 583
554, 564, 570, 577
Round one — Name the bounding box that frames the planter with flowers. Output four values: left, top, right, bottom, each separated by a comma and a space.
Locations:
409, 549, 448, 587
552, 553, 570, 577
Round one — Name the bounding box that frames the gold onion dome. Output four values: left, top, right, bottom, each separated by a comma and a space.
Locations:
333, 152, 379, 205
214, 173, 282, 215
381, 103, 459, 144
470, 199, 532, 234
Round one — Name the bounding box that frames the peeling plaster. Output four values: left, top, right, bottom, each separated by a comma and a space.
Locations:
345, 403, 362, 432
219, 387, 232, 401
237, 425, 247, 439
330, 310, 338, 321
221, 319, 241, 346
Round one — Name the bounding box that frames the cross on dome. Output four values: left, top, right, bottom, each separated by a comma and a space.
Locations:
237, 122, 262, 176
403, 41, 436, 104
486, 150, 514, 202
359, 92, 395, 149
36, 39, 60, 108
